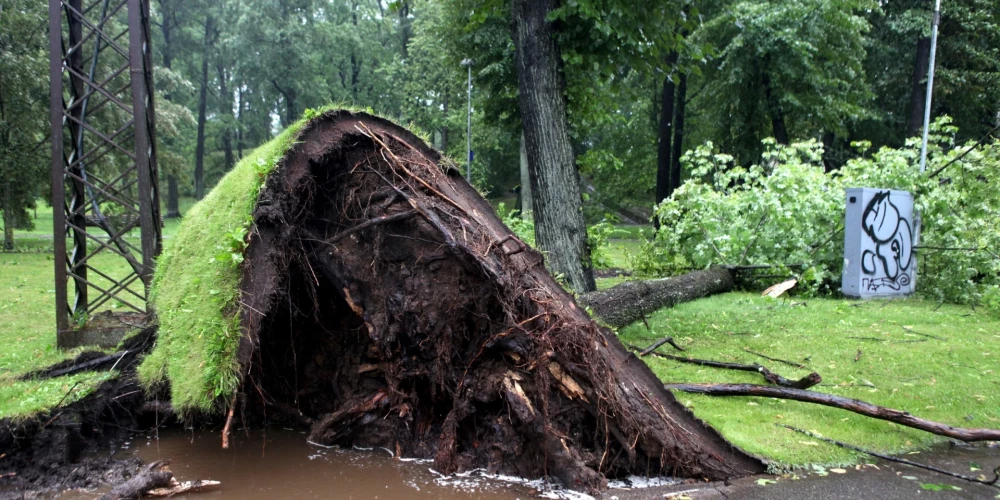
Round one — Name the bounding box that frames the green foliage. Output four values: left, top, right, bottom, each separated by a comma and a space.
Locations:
497, 202, 534, 246
0, 0, 50, 249
982, 286, 1000, 318
691, 0, 873, 163
496, 202, 623, 270
586, 216, 625, 270
642, 118, 1000, 305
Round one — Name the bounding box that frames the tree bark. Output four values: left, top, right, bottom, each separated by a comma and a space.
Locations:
669, 71, 687, 194
194, 16, 214, 200
519, 131, 533, 220
665, 383, 1000, 442
655, 52, 678, 214
236, 86, 245, 159
579, 268, 735, 328
158, 3, 181, 218
217, 64, 235, 171
511, 0, 595, 293
761, 67, 790, 145
906, 36, 932, 138
440, 91, 449, 151
3, 181, 14, 251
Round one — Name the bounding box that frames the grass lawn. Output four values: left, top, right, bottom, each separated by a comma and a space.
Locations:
0, 198, 195, 420
617, 292, 1000, 469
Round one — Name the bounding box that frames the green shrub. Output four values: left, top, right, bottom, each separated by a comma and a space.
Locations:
641, 117, 1000, 305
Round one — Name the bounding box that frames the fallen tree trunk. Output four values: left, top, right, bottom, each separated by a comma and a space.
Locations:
665, 383, 1000, 442
169, 109, 766, 493
97, 461, 174, 500
579, 268, 735, 328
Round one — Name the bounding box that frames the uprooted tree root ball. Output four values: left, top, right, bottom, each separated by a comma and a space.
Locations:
200, 110, 763, 492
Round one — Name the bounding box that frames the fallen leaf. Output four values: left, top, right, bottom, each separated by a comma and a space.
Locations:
756, 478, 777, 486
830, 468, 847, 474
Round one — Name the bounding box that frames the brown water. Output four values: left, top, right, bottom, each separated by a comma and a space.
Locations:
66, 428, 581, 500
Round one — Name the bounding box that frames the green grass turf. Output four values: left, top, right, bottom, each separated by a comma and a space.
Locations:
617, 292, 1000, 468
0, 251, 118, 419
0, 198, 198, 420
137, 118, 308, 416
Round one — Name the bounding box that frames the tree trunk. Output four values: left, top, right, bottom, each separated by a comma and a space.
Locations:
159, 5, 181, 218
907, 36, 931, 138
194, 16, 213, 200
579, 268, 735, 329
761, 68, 789, 145
519, 131, 533, 220
822, 130, 837, 172
3, 182, 14, 251
440, 92, 449, 151
669, 71, 687, 194
217, 64, 235, 171
236, 85, 245, 159
655, 52, 678, 214
511, 0, 595, 293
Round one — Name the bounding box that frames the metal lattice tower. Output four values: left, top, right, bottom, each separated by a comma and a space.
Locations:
48, 0, 161, 344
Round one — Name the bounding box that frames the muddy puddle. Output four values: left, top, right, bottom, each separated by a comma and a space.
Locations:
56, 428, 675, 500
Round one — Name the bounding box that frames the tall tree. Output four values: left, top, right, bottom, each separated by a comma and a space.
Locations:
693, 0, 872, 164
193, 15, 215, 200
0, 0, 49, 250
654, 52, 678, 210
511, 0, 595, 293
154, 0, 184, 217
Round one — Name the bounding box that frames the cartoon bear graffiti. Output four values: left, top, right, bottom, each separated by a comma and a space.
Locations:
860, 191, 913, 292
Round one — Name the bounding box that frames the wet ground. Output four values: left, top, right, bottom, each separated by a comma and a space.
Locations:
49, 429, 999, 500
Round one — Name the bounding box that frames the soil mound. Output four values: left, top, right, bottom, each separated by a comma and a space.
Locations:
148, 109, 764, 492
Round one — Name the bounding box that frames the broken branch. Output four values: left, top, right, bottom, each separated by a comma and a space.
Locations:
664, 383, 1000, 442
650, 352, 821, 389
639, 337, 686, 355
742, 348, 808, 369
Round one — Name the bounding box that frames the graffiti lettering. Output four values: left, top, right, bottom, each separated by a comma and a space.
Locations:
860, 191, 913, 291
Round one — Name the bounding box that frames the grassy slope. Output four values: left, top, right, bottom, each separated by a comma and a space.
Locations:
617, 292, 1000, 468
137, 120, 306, 415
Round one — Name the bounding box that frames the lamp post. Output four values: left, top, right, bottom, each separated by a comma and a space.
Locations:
918, 0, 942, 173
461, 58, 473, 183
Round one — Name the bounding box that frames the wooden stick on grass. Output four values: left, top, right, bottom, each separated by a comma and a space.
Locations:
742, 348, 807, 369
664, 383, 1000, 442
638, 337, 686, 355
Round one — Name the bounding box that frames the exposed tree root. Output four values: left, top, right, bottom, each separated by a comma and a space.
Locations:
228, 110, 764, 493
665, 383, 1000, 441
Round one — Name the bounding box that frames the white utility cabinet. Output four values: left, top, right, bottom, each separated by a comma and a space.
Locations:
842, 188, 916, 298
